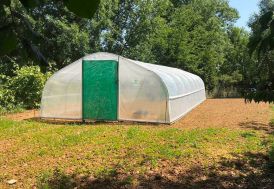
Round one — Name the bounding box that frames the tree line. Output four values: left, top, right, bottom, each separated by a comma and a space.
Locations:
0, 0, 273, 112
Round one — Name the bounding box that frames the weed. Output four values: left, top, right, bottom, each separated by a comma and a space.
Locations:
126, 127, 140, 139
241, 131, 257, 138
37, 169, 75, 189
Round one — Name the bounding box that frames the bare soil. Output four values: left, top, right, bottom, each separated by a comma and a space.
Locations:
173, 99, 270, 131
5, 109, 39, 121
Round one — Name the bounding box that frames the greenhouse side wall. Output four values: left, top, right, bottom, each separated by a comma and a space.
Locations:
134, 61, 206, 123
168, 89, 206, 122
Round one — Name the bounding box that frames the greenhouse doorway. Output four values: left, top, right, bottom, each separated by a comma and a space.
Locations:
82, 60, 118, 121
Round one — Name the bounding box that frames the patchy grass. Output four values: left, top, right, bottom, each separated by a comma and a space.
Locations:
0, 117, 274, 188
0, 100, 274, 188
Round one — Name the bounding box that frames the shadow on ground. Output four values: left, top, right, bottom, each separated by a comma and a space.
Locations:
239, 121, 274, 134
37, 152, 274, 189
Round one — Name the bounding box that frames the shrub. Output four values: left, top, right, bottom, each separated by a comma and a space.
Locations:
0, 88, 17, 114
0, 66, 50, 110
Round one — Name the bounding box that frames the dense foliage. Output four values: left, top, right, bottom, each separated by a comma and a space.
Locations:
0, 0, 273, 110
0, 0, 100, 57
0, 66, 49, 113
246, 0, 274, 103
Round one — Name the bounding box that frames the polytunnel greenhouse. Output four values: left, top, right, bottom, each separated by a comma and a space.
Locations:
40, 52, 206, 123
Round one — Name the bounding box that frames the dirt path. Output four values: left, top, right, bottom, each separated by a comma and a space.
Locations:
4, 109, 39, 121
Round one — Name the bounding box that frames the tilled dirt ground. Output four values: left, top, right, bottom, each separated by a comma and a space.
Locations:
173, 99, 270, 130
5, 99, 271, 131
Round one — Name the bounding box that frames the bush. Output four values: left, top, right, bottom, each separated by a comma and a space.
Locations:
0, 66, 50, 110
0, 87, 26, 115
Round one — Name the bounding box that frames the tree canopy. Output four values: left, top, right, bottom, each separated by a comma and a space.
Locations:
0, 0, 100, 61
247, 0, 274, 103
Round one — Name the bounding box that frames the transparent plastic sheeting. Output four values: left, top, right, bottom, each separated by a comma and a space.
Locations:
119, 57, 168, 123
40, 61, 82, 119
134, 60, 206, 122
40, 52, 206, 123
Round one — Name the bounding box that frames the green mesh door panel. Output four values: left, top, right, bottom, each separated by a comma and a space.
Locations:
82, 60, 118, 120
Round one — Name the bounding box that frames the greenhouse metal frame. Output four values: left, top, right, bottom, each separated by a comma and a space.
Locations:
40, 52, 206, 123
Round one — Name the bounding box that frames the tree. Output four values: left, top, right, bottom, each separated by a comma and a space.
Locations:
0, 0, 100, 65
89, 0, 239, 91
31, 1, 90, 69
88, 0, 171, 62
247, 0, 274, 103
153, 0, 239, 90
219, 27, 251, 92
0, 0, 249, 97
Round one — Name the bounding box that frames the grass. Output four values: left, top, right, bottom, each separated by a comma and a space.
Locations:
0, 105, 274, 188
0, 120, 266, 160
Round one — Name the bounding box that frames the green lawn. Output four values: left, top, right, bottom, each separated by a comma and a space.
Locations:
0, 107, 274, 188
